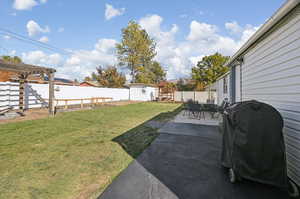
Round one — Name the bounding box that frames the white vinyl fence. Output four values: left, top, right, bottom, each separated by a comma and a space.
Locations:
174, 91, 217, 104
0, 82, 158, 111
0, 82, 19, 111
30, 83, 130, 106
129, 86, 158, 101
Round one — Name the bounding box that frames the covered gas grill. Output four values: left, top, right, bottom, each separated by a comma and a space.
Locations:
221, 100, 299, 197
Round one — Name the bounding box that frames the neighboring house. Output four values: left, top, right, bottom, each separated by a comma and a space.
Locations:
226, 0, 300, 187
216, 72, 230, 105
127, 83, 158, 101
0, 59, 16, 82
53, 78, 77, 86
8, 74, 76, 86
79, 81, 101, 87
0, 70, 16, 82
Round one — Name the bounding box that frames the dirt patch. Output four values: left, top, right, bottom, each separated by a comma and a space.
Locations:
103, 100, 141, 106
0, 101, 142, 125
0, 109, 49, 124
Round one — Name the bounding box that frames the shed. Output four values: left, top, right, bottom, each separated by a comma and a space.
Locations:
127, 83, 158, 101
226, 0, 300, 187
0, 60, 56, 115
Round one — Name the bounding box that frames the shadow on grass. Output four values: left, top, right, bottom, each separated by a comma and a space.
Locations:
112, 105, 182, 159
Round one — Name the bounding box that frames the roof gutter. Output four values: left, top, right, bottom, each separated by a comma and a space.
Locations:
226, 0, 300, 67
216, 71, 230, 81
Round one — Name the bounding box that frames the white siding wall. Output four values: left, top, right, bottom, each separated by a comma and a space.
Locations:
217, 75, 230, 105
240, 5, 300, 186
235, 65, 241, 102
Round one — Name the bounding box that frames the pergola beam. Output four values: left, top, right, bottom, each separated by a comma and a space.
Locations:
0, 59, 56, 115
0, 60, 55, 74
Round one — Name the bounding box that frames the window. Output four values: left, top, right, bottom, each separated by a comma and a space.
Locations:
223, 77, 228, 94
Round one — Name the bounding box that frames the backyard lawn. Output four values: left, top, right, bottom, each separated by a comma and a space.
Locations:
0, 102, 181, 199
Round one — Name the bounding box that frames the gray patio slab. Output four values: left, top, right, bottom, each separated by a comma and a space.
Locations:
99, 121, 290, 199
158, 122, 220, 138
173, 110, 220, 126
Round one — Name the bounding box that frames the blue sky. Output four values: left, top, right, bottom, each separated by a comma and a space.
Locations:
0, 0, 285, 80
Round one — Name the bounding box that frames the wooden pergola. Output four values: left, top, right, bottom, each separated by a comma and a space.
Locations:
157, 81, 176, 102
0, 60, 56, 115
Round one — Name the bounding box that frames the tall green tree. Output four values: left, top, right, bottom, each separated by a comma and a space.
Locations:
149, 61, 166, 83
176, 78, 196, 91
192, 53, 229, 90
116, 21, 157, 83
135, 61, 166, 84
1, 56, 22, 64
85, 66, 126, 88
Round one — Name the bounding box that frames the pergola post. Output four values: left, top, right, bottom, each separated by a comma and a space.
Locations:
19, 74, 27, 112
48, 72, 55, 115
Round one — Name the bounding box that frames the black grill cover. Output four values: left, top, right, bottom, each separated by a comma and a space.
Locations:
221, 100, 288, 188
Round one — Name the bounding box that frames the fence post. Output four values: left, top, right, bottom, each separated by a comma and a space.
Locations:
19, 76, 25, 112
81, 99, 83, 108
48, 72, 55, 115
64, 100, 68, 110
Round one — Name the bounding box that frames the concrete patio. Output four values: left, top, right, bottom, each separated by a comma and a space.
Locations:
98, 111, 290, 199
172, 110, 220, 126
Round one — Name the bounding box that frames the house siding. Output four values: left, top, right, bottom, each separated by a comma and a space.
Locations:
235, 65, 241, 102
240, 5, 300, 186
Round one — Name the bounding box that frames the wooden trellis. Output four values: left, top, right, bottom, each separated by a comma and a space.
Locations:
0, 60, 56, 115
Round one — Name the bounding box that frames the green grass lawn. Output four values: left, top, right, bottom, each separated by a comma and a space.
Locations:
0, 102, 181, 199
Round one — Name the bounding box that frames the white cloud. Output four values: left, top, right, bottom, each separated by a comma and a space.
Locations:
189, 56, 204, 65
18, 16, 259, 80
21, 51, 62, 66
225, 21, 243, 34
95, 38, 117, 53
139, 15, 184, 78
239, 24, 260, 44
26, 20, 50, 37
39, 36, 49, 43
19, 37, 118, 79
60, 39, 118, 78
58, 27, 64, 32
13, 0, 47, 10
105, 4, 125, 20
139, 15, 259, 79
9, 50, 17, 56
3, 35, 11, 40
187, 21, 218, 41
13, 0, 38, 10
